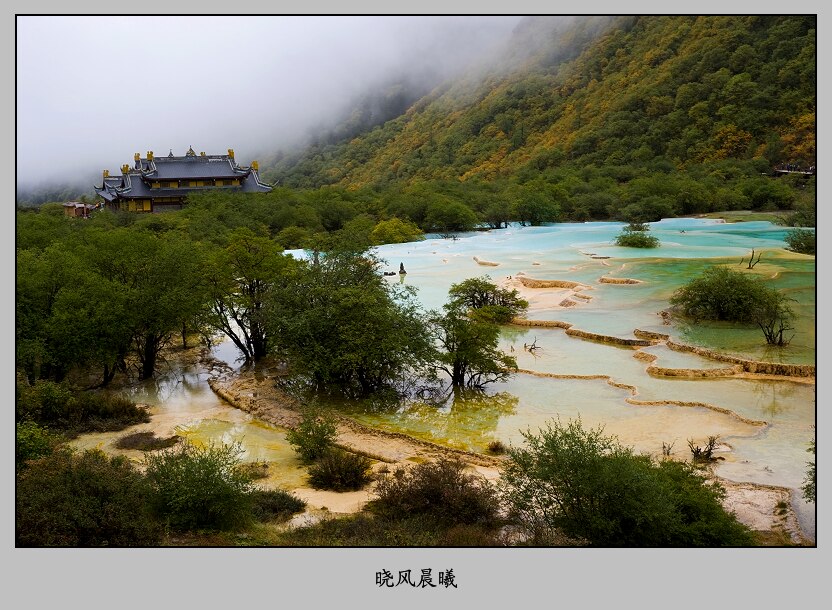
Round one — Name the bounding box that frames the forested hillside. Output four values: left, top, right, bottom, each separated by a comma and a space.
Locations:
263, 15, 815, 189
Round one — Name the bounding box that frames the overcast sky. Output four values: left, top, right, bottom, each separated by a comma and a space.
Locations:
16, 15, 522, 189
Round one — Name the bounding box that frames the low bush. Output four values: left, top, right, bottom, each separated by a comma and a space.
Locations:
236, 460, 270, 480
144, 441, 255, 532
615, 230, 660, 248
486, 440, 507, 455
286, 408, 338, 463
16, 420, 58, 467
250, 489, 307, 522
16, 448, 161, 546
308, 448, 374, 491
499, 418, 755, 546
370, 457, 501, 526
803, 437, 816, 503
274, 513, 446, 547
671, 266, 767, 322
114, 430, 180, 451
688, 435, 719, 463
16, 380, 150, 434
670, 266, 795, 345
785, 228, 815, 255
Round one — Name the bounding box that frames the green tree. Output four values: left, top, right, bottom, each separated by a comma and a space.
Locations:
16, 245, 87, 382
425, 199, 479, 233
499, 419, 755, 546
748, 286, 796, 346
83, 228, 209, 379
276, 225, 313, 249
448, 275, 529, 323
430, 302, 517, 389
268, 249, 435, 396
369, 217, 425, 245
46, 269, 135, 386
513, 182, 563, 226
741, 177, 796, 210
619, 196, 677, 224
482, 200, 513, 229
205, 227, 294, 363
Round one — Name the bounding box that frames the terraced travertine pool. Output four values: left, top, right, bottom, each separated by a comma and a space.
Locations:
72, 218, 816, 539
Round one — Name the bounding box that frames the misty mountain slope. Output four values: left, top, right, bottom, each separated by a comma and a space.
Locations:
263, 15, 814, 189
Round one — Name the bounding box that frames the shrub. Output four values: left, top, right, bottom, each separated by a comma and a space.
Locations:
370, 457, 501, 526
784, 228, 815, 255
487, 440, 507, 455
16, 380, 72, 424
250, 489, 307, 522
688, 435, 719, 463
16, 420, 58, 467
286, 408, 338, 463
114, 430, 180, 451
499, 419, 755, 546
615, 229, 660, 248
236, 460, 270, 480
143, 441, 255, 531
308, 448, 374, 491
274, 513, 446, 547
16, 380, 150, 434
670, 266, 795, 345
671, 266, 764, 322
803, 437, 816, 503
69, 392, 151, 432
16, 448, 161, 546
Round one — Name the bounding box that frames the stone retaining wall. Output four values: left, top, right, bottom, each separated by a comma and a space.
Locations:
599, 277, 642, 284
633, 329, 670, 341
646, 364, 744, 378
625, 398, 768, 426
510, 318, 573, 329
517, 277, 587, 289
666, 340, 816, 377
565, 328, 654, 347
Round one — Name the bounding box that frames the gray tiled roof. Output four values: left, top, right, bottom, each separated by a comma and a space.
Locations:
240, 175, 273, 193
96, 151, 272, 202
148, 157, 246, 179
95, 170, 272, 200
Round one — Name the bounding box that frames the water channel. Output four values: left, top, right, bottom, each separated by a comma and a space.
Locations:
71, 218, 816, 539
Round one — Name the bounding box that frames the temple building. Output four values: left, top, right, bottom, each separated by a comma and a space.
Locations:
62, 201, 97, 218
95, 146, 272, 212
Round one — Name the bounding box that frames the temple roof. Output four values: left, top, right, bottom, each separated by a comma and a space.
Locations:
140, 156, 248, 180
95, 148, 273, 202
95, 166, 271, 201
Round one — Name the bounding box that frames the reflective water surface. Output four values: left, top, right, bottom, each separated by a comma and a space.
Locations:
73, 219, 816, 539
